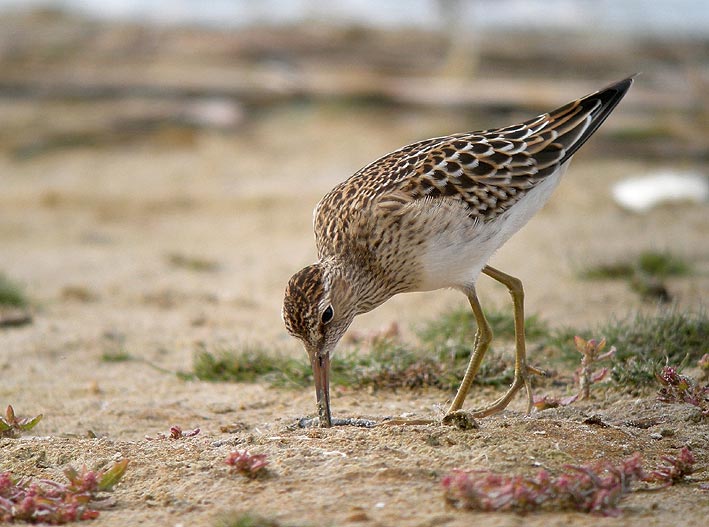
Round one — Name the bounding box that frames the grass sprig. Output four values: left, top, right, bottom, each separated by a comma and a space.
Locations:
0, 274, 28, 308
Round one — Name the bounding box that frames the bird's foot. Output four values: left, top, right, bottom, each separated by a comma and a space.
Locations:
297, 416, 376, 428
467, 363, 546, 418
441, 410, 479, 430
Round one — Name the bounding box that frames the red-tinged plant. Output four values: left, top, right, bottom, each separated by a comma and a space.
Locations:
226, 450, 268, 478
555, 454, 645, 515
0, 460, 128, 524
145, 425, 200, 441
574, 336, 616, 400
0, 405, 43, 438
443, 448, 693, 516
656, 366, 709, 416
442, 469, 555, 513
533, 337, 615, 410
643, 447, 695, 486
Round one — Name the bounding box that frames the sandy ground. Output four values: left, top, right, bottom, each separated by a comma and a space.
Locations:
1, 13, 708, 526
1, 101, 708, 526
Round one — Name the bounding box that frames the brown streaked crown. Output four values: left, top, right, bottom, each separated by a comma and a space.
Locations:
282, 264, 326, 342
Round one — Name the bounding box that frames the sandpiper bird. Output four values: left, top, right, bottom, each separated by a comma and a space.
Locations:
283, 77, 634, 427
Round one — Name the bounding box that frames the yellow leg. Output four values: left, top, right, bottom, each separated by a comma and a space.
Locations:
382, 289, 491, 428
445, 288, 493, 414
470, 265, 544, 417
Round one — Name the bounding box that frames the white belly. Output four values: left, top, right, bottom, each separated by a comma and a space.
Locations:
417, 162, 568, 291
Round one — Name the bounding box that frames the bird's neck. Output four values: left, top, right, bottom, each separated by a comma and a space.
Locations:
331, 259, 396, 316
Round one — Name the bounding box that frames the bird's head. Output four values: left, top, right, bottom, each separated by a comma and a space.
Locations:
282, 262, 356, 427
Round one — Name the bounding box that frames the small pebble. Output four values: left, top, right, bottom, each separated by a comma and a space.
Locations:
650, 432, 663, 440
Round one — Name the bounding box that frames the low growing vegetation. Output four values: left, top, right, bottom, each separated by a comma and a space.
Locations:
214, 512, 290, 527
226, 450, 269, 479
166, 253, 219, 272
0, 461, 128, 524
100, 350, 132, 363
443, 447, 695, 516
534, 336, 616, 410
145, 425, 201, 441
190, 307, 549, 391
190, 307, 708, 398
0, 273, 28, 308
580, 250, 691, 281
547, 309, 707, 388
190, 342, 308, 384
580, 250, 691, 302
0, 405, 42, 438
655, 366, 708, 417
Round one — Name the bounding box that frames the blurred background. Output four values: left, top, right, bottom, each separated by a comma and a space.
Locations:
0, 0, 707, 345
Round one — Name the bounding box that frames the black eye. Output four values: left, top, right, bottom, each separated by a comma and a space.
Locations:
321, 305, 334, 324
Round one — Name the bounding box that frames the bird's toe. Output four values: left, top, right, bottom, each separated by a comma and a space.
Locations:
442, 410, 479, 430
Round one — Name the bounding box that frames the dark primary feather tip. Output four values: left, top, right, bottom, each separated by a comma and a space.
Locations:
592, 75, 636, 105
608, 75, 637, 90
555, 75, 635, 165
